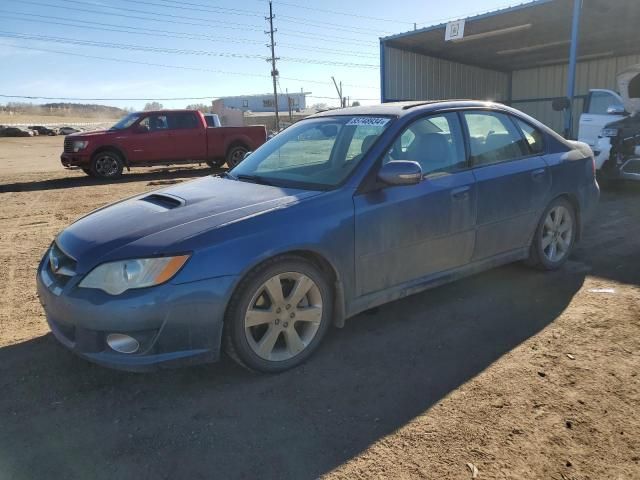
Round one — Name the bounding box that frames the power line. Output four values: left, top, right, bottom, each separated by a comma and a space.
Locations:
109, 0, 390, 36
0, 93, 380, 102
0, 42, 380, 90
0, 32, 379, 68
15, 0, 379, 45
252, 0, 414, 26
2, 12, 379, 58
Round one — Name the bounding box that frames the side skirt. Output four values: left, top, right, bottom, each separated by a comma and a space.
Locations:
346, 248, 529, 319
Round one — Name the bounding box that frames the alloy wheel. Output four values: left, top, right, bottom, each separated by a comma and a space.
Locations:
228, 147, 247, 167
244, 272, 323, 362
541, 205, 573, 262
95, 154, 119, 177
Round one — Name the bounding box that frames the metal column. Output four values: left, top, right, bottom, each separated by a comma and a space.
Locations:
564, 0, 582, 138
380, 40, 386, 103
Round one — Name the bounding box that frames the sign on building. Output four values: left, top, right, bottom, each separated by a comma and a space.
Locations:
445, 20, 465, 41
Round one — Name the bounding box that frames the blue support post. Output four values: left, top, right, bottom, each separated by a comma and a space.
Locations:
380, 39, 386, 103
564, 0, 582, 139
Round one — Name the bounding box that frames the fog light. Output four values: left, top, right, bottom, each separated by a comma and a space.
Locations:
106, 333, 140, 354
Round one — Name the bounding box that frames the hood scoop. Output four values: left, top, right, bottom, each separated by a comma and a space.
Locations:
139, 193, 185, 210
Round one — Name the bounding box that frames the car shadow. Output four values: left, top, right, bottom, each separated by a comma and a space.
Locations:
0, 166, 226, 193
0, 262, 587, 480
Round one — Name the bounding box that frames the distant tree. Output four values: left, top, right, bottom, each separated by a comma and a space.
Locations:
143, 101, 163, 111
351, 101, 361, 107
185, 103, 211, 113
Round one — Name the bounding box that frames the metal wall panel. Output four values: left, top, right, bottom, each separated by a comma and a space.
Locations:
512, 54, 640, 133
383, 46, 509, 102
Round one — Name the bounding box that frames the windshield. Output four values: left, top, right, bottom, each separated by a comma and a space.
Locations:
110, 113, 142, 130
229, 115, 392, 189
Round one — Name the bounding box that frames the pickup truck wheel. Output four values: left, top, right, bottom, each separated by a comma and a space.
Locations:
91, 151, 124, 179
226, 145, 248, 169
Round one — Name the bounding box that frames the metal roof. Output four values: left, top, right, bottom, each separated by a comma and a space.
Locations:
382, 0, 640, 72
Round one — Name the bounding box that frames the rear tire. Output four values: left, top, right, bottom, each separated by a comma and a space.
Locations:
225, 145, 248, 169
91, 150, 124, 179
223, 255, 333, 373
527, 198, 576, 270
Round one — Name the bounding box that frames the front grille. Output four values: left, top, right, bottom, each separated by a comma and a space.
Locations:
622, 158, 640, 175
63, 137, 73, 153
48, 243, 77, 285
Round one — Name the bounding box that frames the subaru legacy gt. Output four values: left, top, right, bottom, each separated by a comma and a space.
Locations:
37, 101, 599, 373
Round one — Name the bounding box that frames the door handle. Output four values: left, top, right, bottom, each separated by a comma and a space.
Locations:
451, 186, 470, 200
531, 168, 546, 180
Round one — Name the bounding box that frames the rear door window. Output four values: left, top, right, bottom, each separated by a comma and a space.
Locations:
168, 113, 199, 130
462, 111, 529, 166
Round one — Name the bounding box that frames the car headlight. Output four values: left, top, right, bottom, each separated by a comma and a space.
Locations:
73, 140, 89, 152
601, 128, 619, 138
79, 255, 190, 295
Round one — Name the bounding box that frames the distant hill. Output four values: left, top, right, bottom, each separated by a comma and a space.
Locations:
0, 102, 130, 118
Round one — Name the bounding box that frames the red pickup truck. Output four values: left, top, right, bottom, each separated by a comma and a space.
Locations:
61, 110, 267, 179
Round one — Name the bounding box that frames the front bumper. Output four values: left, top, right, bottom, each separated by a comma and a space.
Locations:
36, 254, 237, 371
61, 152, 91, 168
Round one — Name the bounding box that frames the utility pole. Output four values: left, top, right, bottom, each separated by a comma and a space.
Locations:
331, 76, 344, 108
266, 0, 280, 130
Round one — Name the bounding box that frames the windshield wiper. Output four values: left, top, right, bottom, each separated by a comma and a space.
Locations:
235, 174, 274, 186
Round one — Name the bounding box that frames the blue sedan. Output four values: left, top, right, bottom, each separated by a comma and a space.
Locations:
37, 101, 600, 372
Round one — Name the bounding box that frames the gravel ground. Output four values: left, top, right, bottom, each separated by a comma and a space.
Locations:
0, 136, 638, 480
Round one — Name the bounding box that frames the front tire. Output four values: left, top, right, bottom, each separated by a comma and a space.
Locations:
225, 145, 248, 169
91, 150, 124, 179
224, 256, 333, 373
527, 198, 576, 270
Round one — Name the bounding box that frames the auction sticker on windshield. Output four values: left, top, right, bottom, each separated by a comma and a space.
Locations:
346, 117, 390, 127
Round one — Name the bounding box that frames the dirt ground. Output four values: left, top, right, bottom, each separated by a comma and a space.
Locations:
0, 136, 638, 480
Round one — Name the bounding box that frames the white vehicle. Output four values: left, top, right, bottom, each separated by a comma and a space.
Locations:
578, 89, 625, 149
577, 64, 640, 175
203, 113, 222, 128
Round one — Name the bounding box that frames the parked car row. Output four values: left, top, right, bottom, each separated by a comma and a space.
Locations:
0, 125, 81, 137
38, 101, 600, 373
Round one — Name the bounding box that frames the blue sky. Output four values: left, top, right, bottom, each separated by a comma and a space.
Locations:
0, 0, 513, 110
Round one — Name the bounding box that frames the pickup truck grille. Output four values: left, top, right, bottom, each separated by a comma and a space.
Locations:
63, 137, 74, 153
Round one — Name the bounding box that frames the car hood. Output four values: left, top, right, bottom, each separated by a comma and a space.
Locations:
57, 176, 321, 268
617, 63, 640, 115
68, 130, 110, 138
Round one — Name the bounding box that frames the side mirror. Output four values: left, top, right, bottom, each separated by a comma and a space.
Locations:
606, 105, 625, 115
378, 161, 423, 186
552, 97, 570, 111
134, 124, 149, 133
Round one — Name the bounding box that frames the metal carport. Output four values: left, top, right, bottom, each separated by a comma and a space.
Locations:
380, 0, 640, 137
